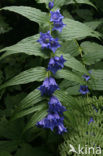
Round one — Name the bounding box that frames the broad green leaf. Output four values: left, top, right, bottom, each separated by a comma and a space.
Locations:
64, 0, 96, 9
58, 40, 80, 56
55, 69, 83, 83
63, 53, 87, 73
17, 89, 44, 111
0, 67, 46, 89
81, 42, 103, 65
13, 102, 47, 120
85, 20, 103, 30
0, 6, 49, 25
59, 19, 100, 40
89, 70, 103, 90
0, 34, 49, 60
89, 80, 103, 90
24, 109, 47, 131
54, 90, 76, 107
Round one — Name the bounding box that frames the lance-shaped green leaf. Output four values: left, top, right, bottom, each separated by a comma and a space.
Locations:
16, 89, 44, 111
59, 19, 100, 40
0, 6, 49, 25
0, 34, 49, 60
13, 102, 47, 120
0, 67, 46, 90
55, 69, 84, 83
64, 0, 96, 9
81, 42, 103, 65
59, 53, 87, 73
24, 109, 47, 131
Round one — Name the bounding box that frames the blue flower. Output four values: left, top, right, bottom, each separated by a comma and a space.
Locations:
36, 113, 63, 131
56, 122, 67, 134
53, 19, 66, 32
48, 55, 66, 74
50, 10, 64, 22
82, 74, 90, 81
49, 38, 61, 53
48, 0, 54, 9
79, 85, 89, 95
39, 77, 59, 96
37, 31, 61, 53
37, 31, 51, 49
48, 96, 66, 114
36, 113, 67, 134
88, 117, 94, 125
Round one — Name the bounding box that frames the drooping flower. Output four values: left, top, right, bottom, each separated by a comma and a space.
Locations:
50, 10, 64, 22
37, 31, 51, 49
79, 85, 89, 95
88, 117, 94, 125
36, 113, 67, 134
36, 113, 63, 131
53, 19, 66, 32
56, 122, 67, 134
48, 55, 66, 74
49, 38, 61, 53
82, 74, 90, 81
48, 0, 54, 9
39, 77, 59, 96
48, 96, 66, 114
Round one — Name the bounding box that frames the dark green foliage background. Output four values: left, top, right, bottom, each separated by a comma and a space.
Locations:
0, 0, 103, 156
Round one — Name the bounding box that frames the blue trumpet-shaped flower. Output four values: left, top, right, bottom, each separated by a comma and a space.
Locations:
50, 10, 64, 22
48, 96, 66, 114
39, 77, 59, 96
48, 55, 66, 74
56, 122, 67, 134
37, 31, 61, 53
49, 38, 61, 53
82, 74, 90, 81
53, 19, 66, 32
36, 113, 67, 134
79, 85, 89, 95
37, 31, 51, 49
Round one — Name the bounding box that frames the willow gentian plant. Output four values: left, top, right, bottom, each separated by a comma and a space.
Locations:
36, 0, 67, 134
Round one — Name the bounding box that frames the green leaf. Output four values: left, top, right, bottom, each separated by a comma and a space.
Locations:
0, 6, 49, 25
0, 35, 49, 60
64, 0, 96, 9
87, 70, 103, 90
0, 67, 46, 90
81, 42, 103, 65
13, 102, 47, 120
58, 40, 80, 56
59, 18, 100, 40
24, 109, 47, 131
55, 69, 83, 83
85, 19, 103, 30
63, 53, 87, 73
17, 89, 44, 111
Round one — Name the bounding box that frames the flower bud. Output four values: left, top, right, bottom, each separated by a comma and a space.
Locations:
48, 1, 54, 9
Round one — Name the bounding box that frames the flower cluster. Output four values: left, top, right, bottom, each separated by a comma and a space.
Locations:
36, 1, 67, 134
